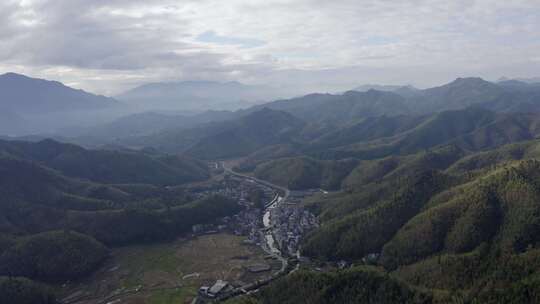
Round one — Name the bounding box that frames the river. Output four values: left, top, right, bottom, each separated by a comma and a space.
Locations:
263, 196, 282, 255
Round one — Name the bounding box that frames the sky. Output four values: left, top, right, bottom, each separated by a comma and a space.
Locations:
1, 0, 539, 96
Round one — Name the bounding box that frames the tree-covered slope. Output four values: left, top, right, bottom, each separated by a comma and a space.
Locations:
0, 152, 240, 246
0, 277, 56, 304
0, 231, 108, 282
289, 139, 540, 301
320, 108, 540, 160
244, 90, 411, 125
253, 157, 358, 190
0, 139, 209, 185
185, 108, 306, 159
227, 267, 432, 304
381, 160, 540, 269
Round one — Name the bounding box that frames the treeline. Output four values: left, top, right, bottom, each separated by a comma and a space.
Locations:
0, 138, 210, 185
0, 138, 243, 303
0, 195, 241, 303
0, 231, 108, 281
226, 267, 432, 304
253, 157, 358, 190
0, 277, 56, 304
66, 195, 242, 246
295, 140, 540, 301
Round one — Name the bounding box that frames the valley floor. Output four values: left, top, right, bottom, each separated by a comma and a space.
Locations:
57, 233, 280, 304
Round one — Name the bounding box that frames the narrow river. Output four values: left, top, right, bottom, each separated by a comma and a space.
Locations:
263, 196, 282, 255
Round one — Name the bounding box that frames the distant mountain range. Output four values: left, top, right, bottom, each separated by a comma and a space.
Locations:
2, 72, 540, 140
80, 110, 233, 139
243, 89, 412, 124
68, 76, 539, 156
353, 84, 420, 97
498, 76, 540, 84
237, 77, 540, 125
0, 73, 123, 135
116, 80, 293, 112
4, 72, 540, 303
0, 73, 117, 114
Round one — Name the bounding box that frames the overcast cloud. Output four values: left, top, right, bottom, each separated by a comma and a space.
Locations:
1, 0, 539, 95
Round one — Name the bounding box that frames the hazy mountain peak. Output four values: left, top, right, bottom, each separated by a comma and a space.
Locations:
1, 72, 28, 79
352, 84, 420, 98
429, 77, 498, 92
241, 107, 303, 124
449, 76, 490, 85
353, 84, 410, 92
116, 79, 291, 112
0, 72, 117, 115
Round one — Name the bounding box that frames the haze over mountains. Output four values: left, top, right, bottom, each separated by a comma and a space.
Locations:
0, 73, 123, 135
2, 70, 540, 303
4, 0, 540, 302
2, 72, 540, 149
0, 73, 116, 114
116, 80, 295, 112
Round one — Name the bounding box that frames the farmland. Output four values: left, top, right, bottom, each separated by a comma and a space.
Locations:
58, 233, 279, 304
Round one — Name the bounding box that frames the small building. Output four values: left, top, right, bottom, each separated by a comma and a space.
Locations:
246, 263, 271, 273
192, 224, 204, 234
198, 286, 209, 295
337, 260, 350, 269
362, 253, 380, 264
208, 280, 228, 298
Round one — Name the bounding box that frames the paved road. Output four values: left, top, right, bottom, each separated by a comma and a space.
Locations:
221, 162, 290, 200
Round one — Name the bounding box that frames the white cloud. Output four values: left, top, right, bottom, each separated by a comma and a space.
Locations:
0, 0, 539, 95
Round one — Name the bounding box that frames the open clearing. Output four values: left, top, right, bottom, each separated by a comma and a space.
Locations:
58, 233, 279, 304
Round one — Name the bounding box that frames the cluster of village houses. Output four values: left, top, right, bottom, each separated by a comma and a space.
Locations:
187, 171, 322, 301
269, 204, 319, 257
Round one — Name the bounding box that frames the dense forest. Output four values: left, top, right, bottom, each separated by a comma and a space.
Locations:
225, 140, 540, 303
0, 140, 241, 303
227, 267, 431, 304
0, 277, 56, 304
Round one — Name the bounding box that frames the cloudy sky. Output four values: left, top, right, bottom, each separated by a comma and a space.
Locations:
1, 0, 539, 95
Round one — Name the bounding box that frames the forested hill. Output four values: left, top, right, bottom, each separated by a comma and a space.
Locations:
229, 107, 540, 191
122, 108, 306, 157
226, 140, 540, 304
285, 139, 540, 302
243, 89, 411, 124
239, 77, 540, 125
0, 138, 241, 302
84, 77, 540, 160
185, 108, 305, 159
0, 138, 209, 185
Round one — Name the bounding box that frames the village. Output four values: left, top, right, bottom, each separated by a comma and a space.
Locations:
185, 166, 320, 302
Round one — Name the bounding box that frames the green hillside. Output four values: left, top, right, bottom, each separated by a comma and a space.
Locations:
233, 144, 301, 172
0, 151, 241, 287
253, 157, 358, 190
0, 231, 108, 282
320, 108, 540, 160
0, 277, 56, 304
227, 267, 432, 304
244, 90, 411, 125
186, 108, 306, 159
0, 139, 209, 185
284, 139, 540, 301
